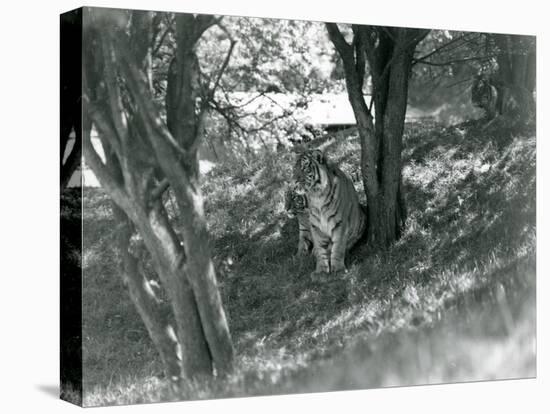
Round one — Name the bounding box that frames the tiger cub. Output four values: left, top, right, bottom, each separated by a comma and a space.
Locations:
293, 149, 366, 277
284, 188, 313, 255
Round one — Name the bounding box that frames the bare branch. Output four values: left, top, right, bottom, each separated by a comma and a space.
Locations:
151, 178, 170, 201
112, 35, 190, 161
413, 54, 498, 67
152, 23, 172, 57
235, 112, 293, 135
414, 32, 476, 64
193, 15, 220, 40
214, 20, 234, 43
209, 99, 248, 134
207, 39, 236, 102
444, 76, 475, 89
218, 91, 267, 110
262, 94, 305, 127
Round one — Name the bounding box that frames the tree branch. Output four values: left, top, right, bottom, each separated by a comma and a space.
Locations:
209, 100, 248, 141
371, 28, 430, 93
98, 31, 128, 151
207, 38, 236, 102
413, 54, 497, 67
326, 23, 353, 60
218, 91, 267, 110
112, 35, 191, 161
151, 178, 170, 201
405, 28, 430, 46
152, 21, 172, 57
414, 32, 474, 64
193, 15, 220, 41
352, 25, 367, 90
210, 25, 235, 86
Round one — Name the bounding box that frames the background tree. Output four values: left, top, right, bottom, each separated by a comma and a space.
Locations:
326, 23, 429, 248
409, 30, 493, 124
82, 9, 234, 386
490, 33, 535, 119
408, 30, 535, 123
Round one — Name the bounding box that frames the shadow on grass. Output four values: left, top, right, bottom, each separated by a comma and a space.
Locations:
212, 120, 535, 391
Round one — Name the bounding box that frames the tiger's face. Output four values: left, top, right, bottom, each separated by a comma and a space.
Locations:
472, 75, 496, 108
284, 188, 308, 218
292, 149, 328, 194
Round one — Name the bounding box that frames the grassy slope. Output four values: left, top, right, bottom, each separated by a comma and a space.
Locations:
79, 120, 536, 406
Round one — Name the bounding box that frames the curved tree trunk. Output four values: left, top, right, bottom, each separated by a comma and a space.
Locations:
82, 9, 233, 384
111, 204, 181, 381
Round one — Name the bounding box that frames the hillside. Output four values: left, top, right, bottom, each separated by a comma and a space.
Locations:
71, 119, 536, 406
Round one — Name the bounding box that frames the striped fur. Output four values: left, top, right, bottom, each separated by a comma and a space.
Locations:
284, 188, 314, 255
293, 149, 366, 275
471, 75, 499, 119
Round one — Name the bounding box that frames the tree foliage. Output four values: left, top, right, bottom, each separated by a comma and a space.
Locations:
195, 18, 338, 157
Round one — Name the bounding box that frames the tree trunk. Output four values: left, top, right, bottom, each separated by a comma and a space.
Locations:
166, 174, 234, 376
161, 14, 234, 376
376, 45, 414, 246
144, 199, 214, 380
493, 34, 536, 120
111, 204, 181, 381
82, 119, 214, 381
327, 24, 425, 249
82, 9, 233, 384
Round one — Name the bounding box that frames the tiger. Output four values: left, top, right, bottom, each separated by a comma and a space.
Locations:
471, 74, 499, 119
472, 74, 532, 122
284, 187, 313, 255
292, 149, 366, 278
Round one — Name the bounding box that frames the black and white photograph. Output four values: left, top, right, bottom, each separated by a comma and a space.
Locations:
57, 4, 539, 408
